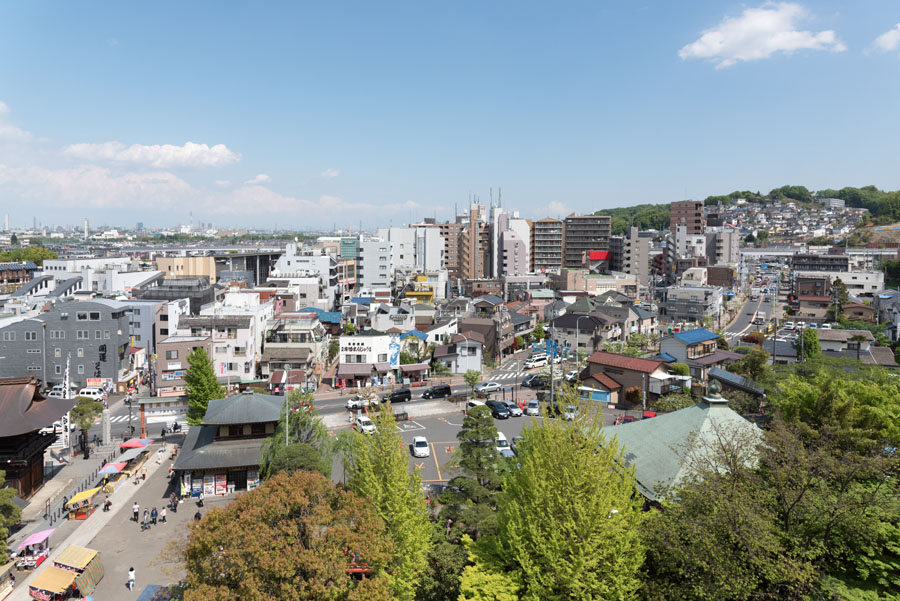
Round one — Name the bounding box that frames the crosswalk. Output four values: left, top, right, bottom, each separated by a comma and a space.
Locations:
491, 372, 523, 382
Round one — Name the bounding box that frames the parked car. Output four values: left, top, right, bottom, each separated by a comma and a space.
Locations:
563, 404, 577, 421
525, 399, 540, 416
784, 321, 795, 330
354, 416, 376, 434
421, 384, 451, 399
498, 448, 517, 459
474, 381, 502, 394
382, 388, 412, 403
523, 356, 548, 369
809, 322, 819, 329
77, 387, 106, 402
521, 373, 549, 389
511, 435, 525, 454
485, 400, 510, 419
545, 403, 563, 418
46, 390, 68, 399
466, 399, 486, 409
796, 321, 806, 329
614, 414, 637, 425
501, 400, 523, 417
495, 432, 511, 454
820, 323, 832, 330
564, 369, 579, 383
411, 436, 430, 458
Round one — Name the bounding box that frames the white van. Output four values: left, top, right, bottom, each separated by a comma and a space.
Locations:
524, 355, 548, 369
77, 387, 106, 402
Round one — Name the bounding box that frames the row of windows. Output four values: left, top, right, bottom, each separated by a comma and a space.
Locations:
76, 312, 102, 321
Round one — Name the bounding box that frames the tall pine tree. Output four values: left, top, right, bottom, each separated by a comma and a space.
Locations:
185, 347, 225, 425
342, 408, 433, 601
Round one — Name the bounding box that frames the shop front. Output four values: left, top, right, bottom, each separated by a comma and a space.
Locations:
53, 546, 103, 596
64, 487, 101, 520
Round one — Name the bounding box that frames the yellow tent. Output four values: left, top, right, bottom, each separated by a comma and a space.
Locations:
54, 546, 96, 570
29, 565, 75, 594
65, 487, 101, 510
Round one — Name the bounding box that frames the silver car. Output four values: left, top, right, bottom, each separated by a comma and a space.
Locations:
474, 381, 502, 394
502, 400, 523, 417
525, 400, 540, 416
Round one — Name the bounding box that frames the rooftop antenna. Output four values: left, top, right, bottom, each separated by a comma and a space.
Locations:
498, 187, 502, 208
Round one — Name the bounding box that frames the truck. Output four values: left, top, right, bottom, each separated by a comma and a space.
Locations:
753, 311, 767, 326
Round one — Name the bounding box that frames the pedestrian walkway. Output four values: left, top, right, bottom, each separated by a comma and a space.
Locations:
6, 439, 170, 601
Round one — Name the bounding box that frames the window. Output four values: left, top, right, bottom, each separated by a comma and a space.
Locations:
77, 365, 85, 374
55, 365, 62, 375
26, 348, 41, 354
77, 312, 88, 321
77, 330, 89, 340
133, 309, 141, 316
251, 422, 266, 435
25, 331, 37, 341
77, 348, 84, 358
95, 330, 102, 339
378, 353, 387, 363
228, 425, 242, 437
54, 348, 61, 358
2, 332, 14, 342
104, 330, 110, 339
134, 334, 141, 342
27, 366, 41, 372
166, 350, 178, 360
160, 328, 169, 336
160, 314, 169, 322
89, 312, 101, 320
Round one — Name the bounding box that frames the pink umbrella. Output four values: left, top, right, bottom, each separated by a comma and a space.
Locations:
17, 528, 55, 550
119, 437, 154, 449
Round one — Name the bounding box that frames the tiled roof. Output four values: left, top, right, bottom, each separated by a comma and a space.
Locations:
798, 295, 831, 302
815, 329, 874, 342
586, 351, 663, 373
201, 392, 283, 426
584, 372, 621, 390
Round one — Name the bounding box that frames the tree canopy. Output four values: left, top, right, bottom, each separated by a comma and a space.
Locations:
0, 246, 57, 266
184, 347, 225, 425
0, 470, 21, 542
182, 470, 393, 601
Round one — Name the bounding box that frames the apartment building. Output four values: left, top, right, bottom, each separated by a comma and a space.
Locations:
791, 254, 850, 272
669, 200, 705, 235
705, 229, 740, 265
531, 218, 564, 273
563, 214, 612, 269
458, 204, 492, 280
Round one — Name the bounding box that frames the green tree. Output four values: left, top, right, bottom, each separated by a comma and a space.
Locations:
533, 322, 545, 340
799, 328, 821, 360
182, 470, 393, 601
344, 322, 355, 335
464, 369, 480, 397
731, 347, 769, 381
439, 406, 501, 542
399, 351, 417, 365
832, 278, 850, 312
651, 391, 695, 413
0, 470, 22, 542
484, 394, 646, 601
260, 390, 329, 479
849, 333, 869, 363
669, 363, 690, 377
9, 233, 17, 245
416, 532, 468, 601
265, 443, 331, 478
184, 347, 226, 425
328, 340, 339, 362
70, 396, 103, 432
343, 408, 433, 601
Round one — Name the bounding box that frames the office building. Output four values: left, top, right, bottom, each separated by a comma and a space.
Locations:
669, 200, 705, 235
563, 214, 611, 269
531, 218, 564, 273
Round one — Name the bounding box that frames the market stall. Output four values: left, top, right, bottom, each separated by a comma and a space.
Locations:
14, 529, 54, 571
53, 546, 103, 596
28, 566, 76, 601
98, 462, 128, 493
65, 487, 101, 520
118, 447, 151, 478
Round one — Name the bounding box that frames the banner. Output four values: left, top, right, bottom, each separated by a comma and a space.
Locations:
60, 412, 70, 449
215, 474, 226, 495
389, 334, 401, 368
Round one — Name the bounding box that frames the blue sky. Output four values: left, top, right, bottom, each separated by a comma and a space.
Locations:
0, 1, 898, 230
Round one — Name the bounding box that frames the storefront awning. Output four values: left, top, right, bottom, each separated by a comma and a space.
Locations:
373, 362, 391, 373
29, 566, 76, 594
337, 364, 374, 377
65, 487, 101, 510
399, 363, 429, 373
54, 545, 97, 570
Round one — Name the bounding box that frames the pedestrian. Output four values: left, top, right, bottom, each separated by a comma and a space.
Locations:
160, 506, 166, 523
170, 492, 178, 511
198, 491, 204, 507
151, 507, 158, 525
103, 496, 111, 512
132, 502, 139, 522
141, 510, 149, 531
127, 567, 135, 591
141, 467, 147, 481
194, 510, 202, 521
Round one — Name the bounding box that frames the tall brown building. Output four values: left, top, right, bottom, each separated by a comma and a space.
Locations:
530, 218, 564, 272
458, 204, 492, 280
669, 200, 705, 235
413, 219, 462, 280
563, 214, 612, 269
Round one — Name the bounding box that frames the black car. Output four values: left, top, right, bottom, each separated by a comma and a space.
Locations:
421, 384, 451, 399
485, 400, 510, 419
382, 388, 412, 403
545, 402, 563, 418
521, 373, 549, 389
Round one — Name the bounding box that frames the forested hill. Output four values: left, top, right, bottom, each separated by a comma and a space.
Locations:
594, 185, 900, 234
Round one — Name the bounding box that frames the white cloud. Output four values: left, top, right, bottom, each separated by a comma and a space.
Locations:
679, 3, 846, 68
546, 201, 571, 216
0, 102, 32, 141
873, 23, 900, 53
320, 168, 340, 179
214, 179, 232, 188
0, 163, 195, 208
62, 140, 240, 168
244, 173, 271, 185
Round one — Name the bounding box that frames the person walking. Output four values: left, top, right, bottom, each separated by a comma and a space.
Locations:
159, 506, 167, 523
127, 567, 135, 591
198, 491, 204, 507
170, 492, 178, 512
132, 502, 139, 522
140, 467, 147, 481
141, 510, 149, 531
151, 507, 158, 525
